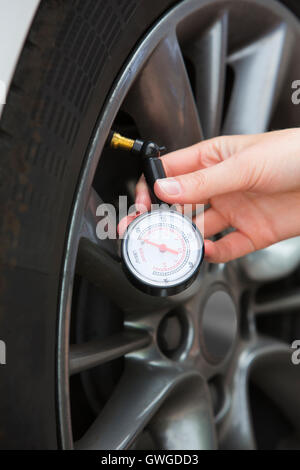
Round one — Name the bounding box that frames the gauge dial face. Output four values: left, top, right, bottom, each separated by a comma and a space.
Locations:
122, 210, 204, 290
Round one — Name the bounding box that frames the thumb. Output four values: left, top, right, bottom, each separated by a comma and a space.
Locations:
154, 153, 253, 204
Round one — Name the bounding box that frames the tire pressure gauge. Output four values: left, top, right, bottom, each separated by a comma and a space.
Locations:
122, 209, 204, 296
107, 132, 205, 296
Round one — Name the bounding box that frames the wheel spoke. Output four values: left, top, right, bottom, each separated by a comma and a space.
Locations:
148, 377, 217, 450
81, 187, 101, 245
81, 187, 118, 257
251, 347, 300, 433
219, 360, 255, 448
223, 24, 294, 134
123, 32, 203, 152
255, 290, 300, 316
69, 331, 151, 375
76, 363, 194, 450
239, 237, 300, 282
220, 337, 287, 449
76, 238, 173, 315
184, 13, 228, 139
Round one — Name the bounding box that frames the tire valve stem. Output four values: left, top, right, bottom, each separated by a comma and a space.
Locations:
107, 131, 135, 151
106, 130, 167, 205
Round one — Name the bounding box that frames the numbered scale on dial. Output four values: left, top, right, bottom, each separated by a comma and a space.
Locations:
122, 209, 204, 296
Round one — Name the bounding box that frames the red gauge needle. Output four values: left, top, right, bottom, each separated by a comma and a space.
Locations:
142, 239, 179, 255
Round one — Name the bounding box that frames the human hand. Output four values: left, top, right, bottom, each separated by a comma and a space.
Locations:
123, 129, 300, 263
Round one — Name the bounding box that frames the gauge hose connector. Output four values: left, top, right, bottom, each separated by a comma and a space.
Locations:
107, 131, 167, 205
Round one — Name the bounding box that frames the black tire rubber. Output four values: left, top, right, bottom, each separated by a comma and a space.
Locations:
0, 0, 299, 450
280, 0, 300, 17
0, 0, 178, 449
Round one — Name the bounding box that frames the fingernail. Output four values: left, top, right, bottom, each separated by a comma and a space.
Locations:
156, 178, 181, 196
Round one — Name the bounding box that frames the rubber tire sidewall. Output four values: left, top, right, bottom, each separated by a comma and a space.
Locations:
0, 0, 178, 449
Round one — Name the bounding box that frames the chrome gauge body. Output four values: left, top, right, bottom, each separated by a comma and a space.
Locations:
122, 209, 204, 296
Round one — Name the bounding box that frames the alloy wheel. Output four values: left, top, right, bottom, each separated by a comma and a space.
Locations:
57, 0, 300, 450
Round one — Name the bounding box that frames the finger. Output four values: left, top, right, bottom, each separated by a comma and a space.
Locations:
204, 231, 255, 263
161, 133, 264, 177
137, 134, 262, 205
135, 180, 208, 211
194, 208, 228, 238
135, 175, 152, 209
117, 209, 147, 238
175, 203, 209, 218
154, 153, 253, 205
118, 215, 136, 238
